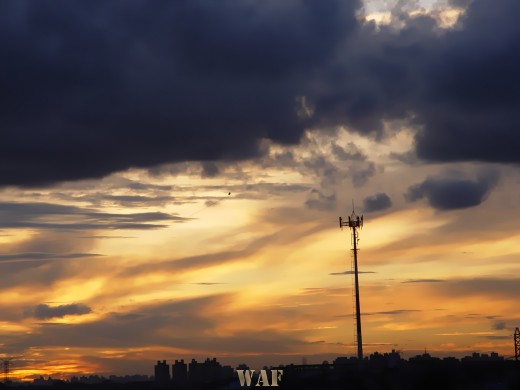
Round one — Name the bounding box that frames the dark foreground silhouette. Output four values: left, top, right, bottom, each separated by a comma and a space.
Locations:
3, 353, 520, 390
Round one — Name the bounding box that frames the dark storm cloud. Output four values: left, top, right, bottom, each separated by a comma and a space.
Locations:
405, 170, 499, 210
363, 192, 392, 212
0, 201, 189, 230
0, 0, 359, 187
411, 0, 520, 163
31, 303, 92, 319
311, 0, 520, 163
2, 0, 519, 187
449, 0, 474, 7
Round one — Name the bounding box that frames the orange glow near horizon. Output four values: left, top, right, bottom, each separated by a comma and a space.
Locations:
1, 128, 520, 378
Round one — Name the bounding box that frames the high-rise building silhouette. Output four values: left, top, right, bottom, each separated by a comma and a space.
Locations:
154, 360, 170, 387
172, 359, 188, 387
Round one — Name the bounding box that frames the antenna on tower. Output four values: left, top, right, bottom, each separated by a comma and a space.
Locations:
2, 357, 15, 384
339, 204, 364, 361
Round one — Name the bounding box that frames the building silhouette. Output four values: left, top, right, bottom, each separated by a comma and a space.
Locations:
172, 359, 188, 387
154, 360, 170, 387
143, 352, 520, 390
187, 357, 233, 384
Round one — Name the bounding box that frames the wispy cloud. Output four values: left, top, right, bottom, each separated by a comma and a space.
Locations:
401, 279, 445, 284
435, 332, 495, 336
0, 252, 103, 265
0, 202, 191, 230
330, 270, 376, 275
364, 310, 422, 316
29, 303, 92, 320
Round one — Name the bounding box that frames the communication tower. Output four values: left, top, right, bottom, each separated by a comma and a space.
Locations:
2, 357, 14, 383
339, 206, 364, 361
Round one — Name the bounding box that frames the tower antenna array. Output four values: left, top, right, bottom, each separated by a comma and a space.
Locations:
2, 357, 14, 383
339, 206, 364, 361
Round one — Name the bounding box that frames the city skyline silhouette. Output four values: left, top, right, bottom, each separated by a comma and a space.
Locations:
2, 351, 520, 388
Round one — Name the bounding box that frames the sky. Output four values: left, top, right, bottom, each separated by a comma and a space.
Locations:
1, 0, 520, 381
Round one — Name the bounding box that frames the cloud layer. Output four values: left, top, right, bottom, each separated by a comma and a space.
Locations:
0, 0, 358, 186
363, 192, 392, 212
1, 0, 519, 186
31, 303, 92, 319
405, 170, 499, 210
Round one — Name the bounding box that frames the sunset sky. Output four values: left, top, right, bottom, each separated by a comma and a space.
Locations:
1, 0, 520, 381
